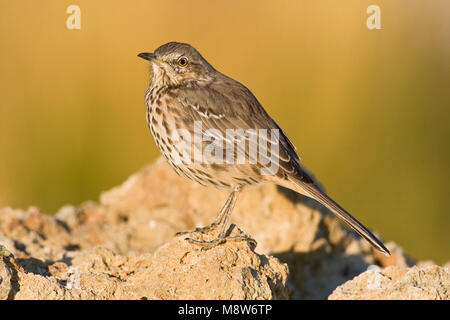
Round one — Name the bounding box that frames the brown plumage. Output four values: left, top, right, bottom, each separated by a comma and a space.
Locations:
138, 42, 389, 255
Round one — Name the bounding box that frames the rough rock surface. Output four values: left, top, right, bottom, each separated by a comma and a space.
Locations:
0, 157, 448, 299
329, 264, 449, 300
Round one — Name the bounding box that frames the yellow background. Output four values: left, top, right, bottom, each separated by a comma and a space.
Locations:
0, 1, 449, 263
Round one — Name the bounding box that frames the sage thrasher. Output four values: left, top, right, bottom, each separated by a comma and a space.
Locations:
138, 42, 390, 255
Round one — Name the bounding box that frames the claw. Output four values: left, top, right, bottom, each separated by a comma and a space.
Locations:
176, 223, 219, 237
183, 235, 256, 250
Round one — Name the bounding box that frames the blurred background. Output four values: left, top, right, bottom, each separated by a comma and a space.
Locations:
0, 1, 448, 263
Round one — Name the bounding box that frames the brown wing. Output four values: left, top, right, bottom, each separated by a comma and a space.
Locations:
174, 75, 309, 181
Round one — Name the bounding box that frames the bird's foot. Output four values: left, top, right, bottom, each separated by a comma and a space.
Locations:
175, 223, 219, 236
185, 235, 257, 251
176, 223, 257, 250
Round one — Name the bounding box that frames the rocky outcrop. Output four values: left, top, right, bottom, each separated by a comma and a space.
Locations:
329, 264, 449, 300
0, 157, 447, 299
0, 236, 288, 300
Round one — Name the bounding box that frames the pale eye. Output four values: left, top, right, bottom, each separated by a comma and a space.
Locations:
177, 57, 188, 67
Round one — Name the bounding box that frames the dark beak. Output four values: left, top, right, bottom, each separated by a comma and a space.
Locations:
138, 52, 156, 61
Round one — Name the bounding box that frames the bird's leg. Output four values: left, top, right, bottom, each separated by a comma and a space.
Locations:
193, 189, 236, 234
175, 189, 235, 236
215, 187, 239, 238
183, 186, 257, 249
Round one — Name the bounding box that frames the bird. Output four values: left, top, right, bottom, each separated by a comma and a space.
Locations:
138, 42, 390, 255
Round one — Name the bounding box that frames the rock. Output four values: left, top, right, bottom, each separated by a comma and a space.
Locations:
329, 265, 450, 300
0, 255, 13, 299
0, 157, 447, 299
1, 233, 288, 300
127, 233, 288, 300
0, 247, 20, 300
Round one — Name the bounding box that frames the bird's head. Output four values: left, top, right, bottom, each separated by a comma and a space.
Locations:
138, 42, 215, 87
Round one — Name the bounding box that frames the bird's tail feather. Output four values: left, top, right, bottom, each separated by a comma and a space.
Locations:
290, 178, 390, 256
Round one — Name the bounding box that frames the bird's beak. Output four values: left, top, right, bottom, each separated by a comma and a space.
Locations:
138, 52, 156, 61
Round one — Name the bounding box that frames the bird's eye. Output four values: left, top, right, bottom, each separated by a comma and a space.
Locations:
177, 57, 188, 67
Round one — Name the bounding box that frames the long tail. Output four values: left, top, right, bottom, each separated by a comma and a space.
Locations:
289, 176, 390, 256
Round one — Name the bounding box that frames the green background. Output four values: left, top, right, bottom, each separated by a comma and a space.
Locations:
0, 1, 448, 263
